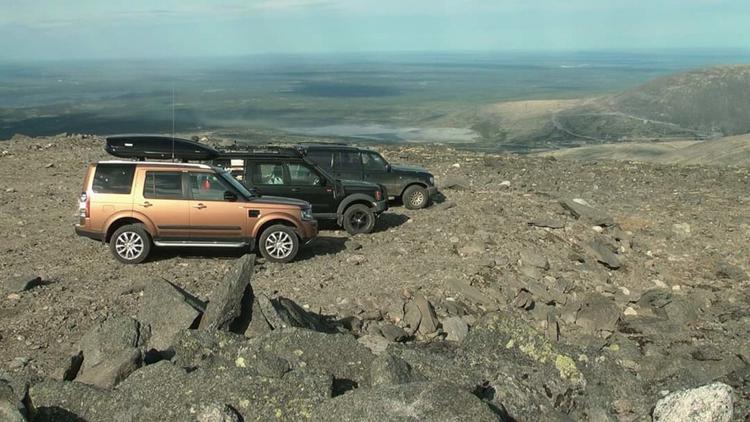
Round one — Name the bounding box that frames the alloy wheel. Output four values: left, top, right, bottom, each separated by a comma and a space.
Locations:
115, 231, 144, 260
264, 231, 294, 259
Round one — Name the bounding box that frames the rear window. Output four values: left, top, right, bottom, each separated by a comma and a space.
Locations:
306, 150, 334, 170
336, 151, 361, 169
143, 172, 184, 199
92, 164, 135, 194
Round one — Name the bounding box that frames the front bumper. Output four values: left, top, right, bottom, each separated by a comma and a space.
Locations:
373, 199, 389, 213
426, 186, 438, 198
75, 224, 104, 241
298, 220, 318, 244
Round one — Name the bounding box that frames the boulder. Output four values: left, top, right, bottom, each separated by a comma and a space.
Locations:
200, 254, 255, 331
370, 353, 421, 386
75, 317, 146, 388
272, 297, 335, 333
358, 334, 390, 355
413, 293, 440, 335
560, 198, 614, 226
139, 279, 202, 351
652, 382, 733, 422
0, 380, 25, 422
310, 382, 503, 421
442, 316, 469, 342
75, 348, 142, 389
403, 300, 422, 335
242, 295, 272, 338
586, 239, 622, 269
31, 360, 332, 422
195, 403, 241, 422
379, 323, 408, 342
0, 399, 25, 422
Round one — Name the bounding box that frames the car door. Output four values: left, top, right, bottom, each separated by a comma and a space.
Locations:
187, 171, 248, 243
286, 162, 336, 216
333, 150, 363, 181
136, 169, 190, 241
361, 151, 398, 197
245, 161, 292, 198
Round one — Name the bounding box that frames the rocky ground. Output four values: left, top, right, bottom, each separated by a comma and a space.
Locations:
0, 133, 749, 421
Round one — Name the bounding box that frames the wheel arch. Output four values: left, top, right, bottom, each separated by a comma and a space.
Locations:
400, 182, 428, 198
252, 215, 302, 246
104, 213, 154, 242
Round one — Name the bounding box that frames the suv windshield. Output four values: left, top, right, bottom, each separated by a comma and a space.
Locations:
218, 169, 255, 199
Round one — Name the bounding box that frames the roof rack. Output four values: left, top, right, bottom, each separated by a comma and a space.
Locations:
216, 146, 303, 158
296, 141, 350, 146
105, 135, 220, 161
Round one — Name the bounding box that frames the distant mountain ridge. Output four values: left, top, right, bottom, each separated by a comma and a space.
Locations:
454, 64, 750, 149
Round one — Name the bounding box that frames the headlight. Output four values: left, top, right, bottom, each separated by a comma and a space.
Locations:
429, 176, 435, 185
301, 207, 314, 221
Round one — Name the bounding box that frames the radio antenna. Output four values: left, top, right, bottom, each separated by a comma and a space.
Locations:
171, 85, 176, 161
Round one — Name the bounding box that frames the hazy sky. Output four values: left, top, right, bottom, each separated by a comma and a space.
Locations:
0, 0, 748, 60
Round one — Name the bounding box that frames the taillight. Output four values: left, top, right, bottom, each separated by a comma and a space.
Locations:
375, 190, 382, 201
79, 193, 89, 218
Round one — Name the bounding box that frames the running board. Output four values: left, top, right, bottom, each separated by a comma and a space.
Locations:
154, 240, 248, 248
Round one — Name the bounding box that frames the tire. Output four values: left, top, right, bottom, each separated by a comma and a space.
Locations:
259, 225, 299, 263
109, 224, 151, 264
403, 185, 429, 210
342, 204, 376, 235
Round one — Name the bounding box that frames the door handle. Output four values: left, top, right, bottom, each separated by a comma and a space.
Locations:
139, 201, 153, 208
291, 188, 300, 192
192, 203, 207, 209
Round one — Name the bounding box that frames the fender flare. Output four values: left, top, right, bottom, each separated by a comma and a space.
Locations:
252, 212, 303, 239
336, 193, 376, 224
103, 210, 157, 241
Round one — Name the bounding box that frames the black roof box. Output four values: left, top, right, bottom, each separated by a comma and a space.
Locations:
105, 135, 220, 161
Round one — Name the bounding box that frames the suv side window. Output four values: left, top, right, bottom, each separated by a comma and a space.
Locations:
189, 172, 235, 201
362, 152, 387, 171
143, 172, 184, 199
93, 164, 135, 194
336, 151, 361, 170
251, 163, 287, 185
306, 150, 334, 170
288, 164, 321, 186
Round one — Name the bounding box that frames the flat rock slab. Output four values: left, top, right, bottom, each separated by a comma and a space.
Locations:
139, 279, 202, 351
560, 198, 614, 227
200, 254, 255, 331
310, 381, 502, 422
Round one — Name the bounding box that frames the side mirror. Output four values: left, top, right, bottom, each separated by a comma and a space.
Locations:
224, 191, 238, 202
313, 177, 325, 186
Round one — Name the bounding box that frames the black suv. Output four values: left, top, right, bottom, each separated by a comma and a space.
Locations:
213, 147, 388, 235
298, 144, 437, 209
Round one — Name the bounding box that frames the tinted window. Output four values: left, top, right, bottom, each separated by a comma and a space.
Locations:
306, 150, 334, 170
288, 164, 321, 185
143, 172, 183, 199
336, 151, 361, 169
251, 163, 286, 185
92, 164, 135, 194
362, 152, 387, 171
189, 173, 234, 201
